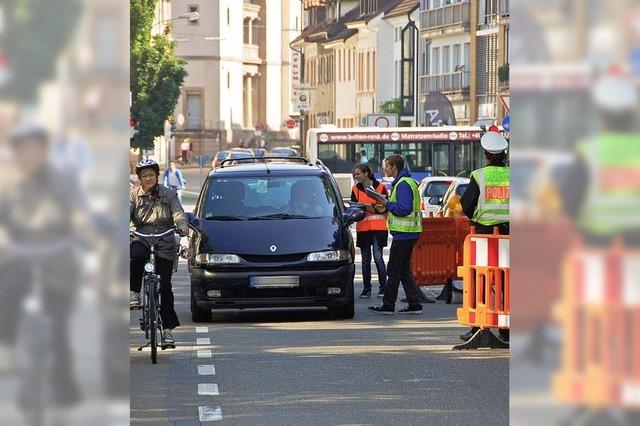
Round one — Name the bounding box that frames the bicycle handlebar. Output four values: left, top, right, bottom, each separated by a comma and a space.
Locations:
130, 227, 177, 239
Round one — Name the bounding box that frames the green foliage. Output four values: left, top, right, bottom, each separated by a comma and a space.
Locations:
380, 99, 401, 115
130, 0, 187, 149
0, 0, 82, 103
380, 99, 410, 127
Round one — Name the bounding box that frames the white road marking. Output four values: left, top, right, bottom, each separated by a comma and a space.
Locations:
198, 365, 216, 375
198, 383, 219, 395
197, 349, 212, 358
198, 406, 223, 422
196, 327, 209, 333
196, 337, 211, 345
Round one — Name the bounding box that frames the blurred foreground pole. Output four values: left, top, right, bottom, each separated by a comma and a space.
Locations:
0, 1, 129, 425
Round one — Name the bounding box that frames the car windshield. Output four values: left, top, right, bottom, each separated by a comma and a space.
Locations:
203, 176, 339, 219
215, 151, 228, 160
423, 181, 453, 197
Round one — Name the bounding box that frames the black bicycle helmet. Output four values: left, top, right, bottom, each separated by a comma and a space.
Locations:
135, 159, 160, 175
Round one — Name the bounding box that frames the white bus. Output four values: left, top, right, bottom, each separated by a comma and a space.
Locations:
305, 126, 491, 197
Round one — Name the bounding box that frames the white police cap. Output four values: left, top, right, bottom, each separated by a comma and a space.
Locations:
480, 132, 508, 154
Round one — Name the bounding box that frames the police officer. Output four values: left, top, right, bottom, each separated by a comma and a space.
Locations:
367, 154, 424, 315
562, 71, 640, 245
459, 131, 510, 341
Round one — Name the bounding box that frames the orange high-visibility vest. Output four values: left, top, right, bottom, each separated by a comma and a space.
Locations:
353, 183, 388, 233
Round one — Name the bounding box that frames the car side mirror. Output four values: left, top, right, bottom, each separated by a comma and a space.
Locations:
341, 206, 366, 228
186, 212, 204, 232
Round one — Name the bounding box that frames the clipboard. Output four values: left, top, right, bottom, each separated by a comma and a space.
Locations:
365, 187, 387, 201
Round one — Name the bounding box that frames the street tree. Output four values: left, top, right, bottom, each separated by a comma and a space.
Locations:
130, 0, 187, 150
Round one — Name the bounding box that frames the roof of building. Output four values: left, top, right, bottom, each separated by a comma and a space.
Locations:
294, 0, 409, 45
383, 0, 419, 19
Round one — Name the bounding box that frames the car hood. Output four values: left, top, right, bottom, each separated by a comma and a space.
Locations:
198, 217, 344, 255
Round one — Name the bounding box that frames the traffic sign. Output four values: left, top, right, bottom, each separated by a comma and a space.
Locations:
498, 94, 510, 113
366, 113, 398, 128
501, 115, 510, 132
286, 119, 296, 129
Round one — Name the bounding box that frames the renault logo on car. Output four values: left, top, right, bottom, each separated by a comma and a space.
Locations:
270, 245, 277, 252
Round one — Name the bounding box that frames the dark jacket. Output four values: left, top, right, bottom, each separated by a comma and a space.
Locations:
130, 184, 187, 260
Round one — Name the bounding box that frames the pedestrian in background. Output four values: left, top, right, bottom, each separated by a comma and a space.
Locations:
368, 154, 424, 315
180, 138, 190, 165
162, 161, 187, 202
359, 149, 369, 164
459, 131, 510, 342
351, 164, 388, 299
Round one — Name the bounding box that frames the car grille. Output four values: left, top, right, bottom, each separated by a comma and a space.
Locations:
240, 253, 308, 263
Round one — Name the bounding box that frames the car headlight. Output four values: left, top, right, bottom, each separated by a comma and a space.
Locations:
306, 250, 351, 262
195, 254, 241, 264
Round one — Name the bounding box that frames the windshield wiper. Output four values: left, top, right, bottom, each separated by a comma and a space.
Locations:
249, 213, 319, 220
204, 215, 250, 221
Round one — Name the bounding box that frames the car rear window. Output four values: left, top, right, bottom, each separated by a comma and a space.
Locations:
203, 176, 339, 219
424, 181, 453, 197
455, 184, 469, 196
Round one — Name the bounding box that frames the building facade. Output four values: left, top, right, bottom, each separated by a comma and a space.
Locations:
165, 0, 300, 159
417, 0, 509, 126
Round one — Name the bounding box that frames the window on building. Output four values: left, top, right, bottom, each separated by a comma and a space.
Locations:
188, 5, 199, 25
431, 47, 440, 74
421, 40, 428, 76
453, 44, 461, 70
442, 45, 450, 73
372, 51, 376, 91
464, 42, 470, 68
227, 8, 230, 26
366, 52, 370, 91
227, 72, 231, 89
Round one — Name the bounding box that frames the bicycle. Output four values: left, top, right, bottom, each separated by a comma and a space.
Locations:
130, 227, 180, 364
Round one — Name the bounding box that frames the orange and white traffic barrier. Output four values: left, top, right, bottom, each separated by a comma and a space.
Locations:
454, 227, 510, 349
553, 240, 640, 411
411, 213, 470, 288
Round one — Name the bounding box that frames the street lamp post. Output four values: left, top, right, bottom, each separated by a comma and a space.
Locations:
152, 11, 200, 32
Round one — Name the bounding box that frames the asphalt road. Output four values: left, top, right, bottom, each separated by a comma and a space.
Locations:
130, 215, 509, 425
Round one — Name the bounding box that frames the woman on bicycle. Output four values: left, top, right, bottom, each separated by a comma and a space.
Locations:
130, 159, 189, 346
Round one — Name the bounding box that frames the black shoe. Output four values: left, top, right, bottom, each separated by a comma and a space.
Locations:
460, 327, 479, 341
359, 289, 372, 299
367, 304, 394, 315
398, 305, 423, 315
377, 288, 385, 298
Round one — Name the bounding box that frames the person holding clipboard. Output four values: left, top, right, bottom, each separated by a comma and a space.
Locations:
350, 164, 389, 299
367, 154, 424, 315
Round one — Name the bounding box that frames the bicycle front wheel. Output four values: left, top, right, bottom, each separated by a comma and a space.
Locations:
148, 279, 158, 364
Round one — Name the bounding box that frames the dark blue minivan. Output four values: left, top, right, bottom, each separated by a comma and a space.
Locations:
187, 157, 365, 322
